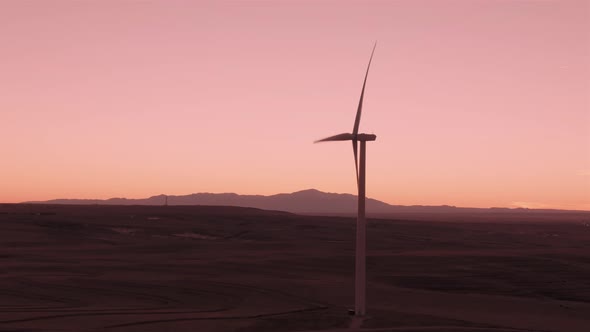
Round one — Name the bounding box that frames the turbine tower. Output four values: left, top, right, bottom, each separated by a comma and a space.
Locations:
315, 44, 377, 317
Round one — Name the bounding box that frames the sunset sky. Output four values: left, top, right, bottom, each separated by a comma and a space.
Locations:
1, 0, 588, 210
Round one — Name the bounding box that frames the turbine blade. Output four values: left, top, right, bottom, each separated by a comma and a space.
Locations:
352, 42, 377, 135
314, 133, 355, 143
353, 139, 359, 187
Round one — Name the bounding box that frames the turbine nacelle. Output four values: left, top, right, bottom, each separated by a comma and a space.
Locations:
356, 133, 377, 141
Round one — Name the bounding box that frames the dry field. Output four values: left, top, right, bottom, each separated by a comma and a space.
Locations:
1, 204, 589, 332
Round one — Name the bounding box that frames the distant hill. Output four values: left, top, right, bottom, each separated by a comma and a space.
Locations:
24, 189, 589, 217
27, 189, 390, 214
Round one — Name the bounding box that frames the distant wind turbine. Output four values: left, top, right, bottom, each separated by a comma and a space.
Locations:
314, 44, 377, 317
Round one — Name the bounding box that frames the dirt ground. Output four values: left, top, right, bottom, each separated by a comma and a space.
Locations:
1, 204, 589, 332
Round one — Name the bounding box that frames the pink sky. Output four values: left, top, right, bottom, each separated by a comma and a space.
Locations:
1, 0, 588, 210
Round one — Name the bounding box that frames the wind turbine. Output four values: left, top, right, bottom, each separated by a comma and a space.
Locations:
314, 44, 377, 317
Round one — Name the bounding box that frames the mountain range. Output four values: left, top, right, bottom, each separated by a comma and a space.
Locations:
25, 189, 587, 216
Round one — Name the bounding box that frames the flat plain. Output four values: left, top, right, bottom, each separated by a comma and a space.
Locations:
1, 204, 589, 332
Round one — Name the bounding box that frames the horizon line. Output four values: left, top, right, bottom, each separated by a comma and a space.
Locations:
8, 188, 590, 213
